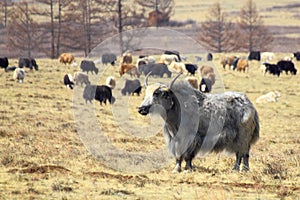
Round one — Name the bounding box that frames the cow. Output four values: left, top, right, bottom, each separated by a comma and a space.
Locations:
256, 91, 281, 104
80, 60, 99, 74
121, 52, 133, 64
164, 50, 181, 62
83, 84, 115, 105
185, 63, 198, 76
199, 73, 215, 93
138, 73, 259, 172
236, 59, 249, 73
59, 53, 75, 64
221, 55, 236, 69
160, 54, 179, 65
19, 58, 38, 70
185, 77, 198, 89
200, 65, 214, 77
293, 52, 300, 61
102, 53, 117, 65
73, 71, 90, 86
168, 61, 187, 74
263, 63, 281, 77
121, 79, 142, 96
106, 76, 116, 89
119, 64, 140, 78
0, 57, 9, 70
248, 51, 261, 61
139, 63, 172, 78
63, 74, 74, 89
207, 53, 213, 61
277, 60, 297, 75
261, 52, 275, 62
13, 68, 25, 83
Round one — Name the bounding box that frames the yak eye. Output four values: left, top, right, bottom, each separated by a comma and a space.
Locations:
153, 90, 160, 97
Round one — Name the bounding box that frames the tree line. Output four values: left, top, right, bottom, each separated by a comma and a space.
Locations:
0, 0, 272, 58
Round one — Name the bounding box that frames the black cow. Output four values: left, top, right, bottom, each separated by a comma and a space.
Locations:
5, 66, 17, 72
164, 50, 181, 62
232, 57, 240, 70
83, 84, 114, 105
19, 58, 38, 70
199, 77, 213, 93
102, 53, 117, 66
277, 60, 297, 75
121, 79, 142, 96
185, 63, 198, 75
63, 74, 74, 89
139, 63, 172, 78
0, 57, 9, 70
248, 51, 261, 61
263, 63, 281, 77
207, 53, 213, 61
293, 52, 300, 61
80, 60, 99, 74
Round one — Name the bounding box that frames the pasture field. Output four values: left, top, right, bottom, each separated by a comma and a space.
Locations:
0, 54, 300, 199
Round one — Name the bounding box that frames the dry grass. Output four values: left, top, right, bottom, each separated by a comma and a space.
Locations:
0, 54, 299, 199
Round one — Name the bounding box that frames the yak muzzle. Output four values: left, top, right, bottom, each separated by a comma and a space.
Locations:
138, 105, 151, 115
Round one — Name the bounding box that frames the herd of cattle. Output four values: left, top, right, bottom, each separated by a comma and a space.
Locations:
0, 50, 299, 105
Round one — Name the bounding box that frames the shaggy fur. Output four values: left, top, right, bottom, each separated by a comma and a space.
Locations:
139, 80, 259, 172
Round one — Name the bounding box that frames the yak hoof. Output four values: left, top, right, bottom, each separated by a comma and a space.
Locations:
232, 165, 240, 172
172, 166, 182, 173
242, 166, 250, 172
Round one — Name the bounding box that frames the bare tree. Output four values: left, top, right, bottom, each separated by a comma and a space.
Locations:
197, 2, 237, 52
135, 0, 174, 27
237, 0, 273, 52
7, 2, 42, 57
0, 0, 13, 28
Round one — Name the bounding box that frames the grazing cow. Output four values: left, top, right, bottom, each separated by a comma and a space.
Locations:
5, 66, 17, 72
80, 60, 99, 74
185, 77, 198, 89
199, 73, 215, 93
277, 60, 297, 75
106, 76, 116, 89
256, 91, 281, 104
0, 57, 9, 70
293, 52, 300, 61
168, 61, 187, 74
136, 55, 156, 68
207, 53, 213, 61
102, 53, 117, 65
140, 63, 172, 78
164, 50, 181, 62
59, 53, 75, 64
138, 73, 259, 172
13, 68, 25, 83
200, 65, 214, 77
121, 79, 142, 96
236, 59, 249, 73
261, 52, 275, 62
248, 51, 261, 61
221, 55, 236, 69
263, 63, 281, 77
119, 64, 140, 78
19, 58, 38, 70
160, 54, 179, 65
63, 74, 74, 89
83, 84, 115, 105
185, 63, 198, 75
121, 52, 133, 64
73, 71, 90, 86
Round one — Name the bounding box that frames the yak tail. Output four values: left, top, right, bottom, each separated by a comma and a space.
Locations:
250, 110, 260, 145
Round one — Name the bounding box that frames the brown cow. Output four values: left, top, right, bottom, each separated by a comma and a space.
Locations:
221, 55, 236, 69
59, 53, 75, 64
236, 59, 249, 73
185, 77, 198, 89
200, 65, 214, 77
119, 64, 140, 78
121, 52, 133, 64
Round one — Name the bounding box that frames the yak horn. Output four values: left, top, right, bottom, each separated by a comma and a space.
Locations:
144, 72, 152, 87
169, 72, 182, 89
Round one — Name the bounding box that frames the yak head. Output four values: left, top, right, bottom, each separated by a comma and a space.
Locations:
138, 73, 181, 116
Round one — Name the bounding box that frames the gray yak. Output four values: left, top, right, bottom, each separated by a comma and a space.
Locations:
138, 73, 259, 172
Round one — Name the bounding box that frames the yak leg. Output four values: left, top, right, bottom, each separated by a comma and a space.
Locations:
233, 152, 242, 171
173, 158, 182, 173
242, 153, 250, 172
